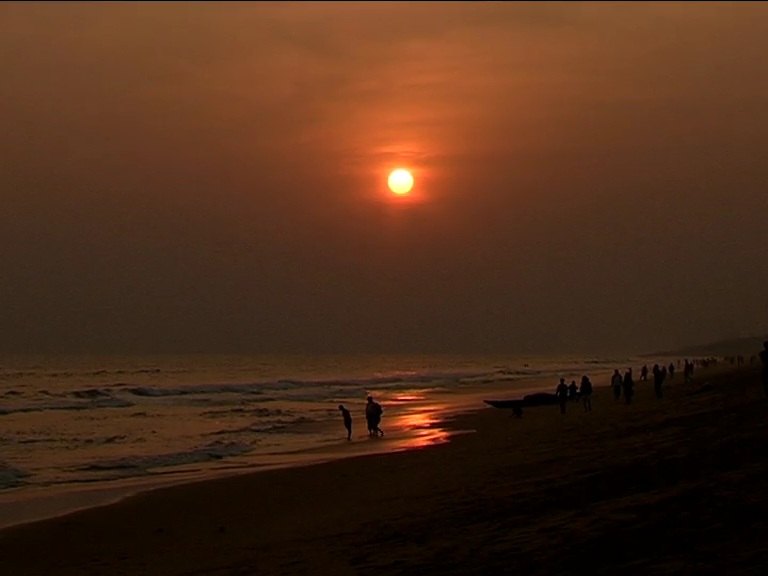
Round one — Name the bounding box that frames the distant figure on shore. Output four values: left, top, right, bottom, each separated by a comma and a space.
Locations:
580, 375, 593, 411
611, 369, 623, 400
568, 380, 579, 402
684, 359, 694, 383
338, 404, 352, 440
622, 368, 635, 405
668, 362, 675, 379
556, 378, 569, 414
652, 364, 666, 399
759, 342, 768, 398
640, 364, 649, 381
365, 396, 384, 437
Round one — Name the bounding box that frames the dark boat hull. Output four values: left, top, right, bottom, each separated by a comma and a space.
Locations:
484, 392, 561, 409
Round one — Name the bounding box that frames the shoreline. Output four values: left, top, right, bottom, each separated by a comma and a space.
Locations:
0, 397, 482, 531
2, 362, 765, 574
0, 368, 612, 531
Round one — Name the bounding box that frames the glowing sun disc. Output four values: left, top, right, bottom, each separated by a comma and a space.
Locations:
388, 169, 414, 195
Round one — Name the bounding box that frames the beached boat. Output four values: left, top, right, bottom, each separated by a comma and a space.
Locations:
484, 392, 561, 409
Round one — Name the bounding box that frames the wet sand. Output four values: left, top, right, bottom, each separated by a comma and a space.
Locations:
1, 364, 766, 575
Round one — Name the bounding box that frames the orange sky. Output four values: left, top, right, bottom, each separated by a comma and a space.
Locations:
1, 2, 766, 355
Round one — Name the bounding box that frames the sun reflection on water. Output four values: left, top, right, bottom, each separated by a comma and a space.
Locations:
390, 393, 426, 402
389, 404, 452, 449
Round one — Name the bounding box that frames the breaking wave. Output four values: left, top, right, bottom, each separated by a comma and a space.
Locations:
0, 462, 29, 489
75, 441, 253, 474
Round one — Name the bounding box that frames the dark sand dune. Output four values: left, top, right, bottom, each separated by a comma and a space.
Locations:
1, 365, 767, 575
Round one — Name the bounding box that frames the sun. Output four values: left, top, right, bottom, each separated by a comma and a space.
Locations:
388, 169, 414, 195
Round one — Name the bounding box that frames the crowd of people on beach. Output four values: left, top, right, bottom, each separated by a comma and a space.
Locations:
338, 342, 768, 438
559, 359, 696, 414
554, 345, 768, 415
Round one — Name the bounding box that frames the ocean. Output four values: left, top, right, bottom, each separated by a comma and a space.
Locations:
0, 353, 644, 528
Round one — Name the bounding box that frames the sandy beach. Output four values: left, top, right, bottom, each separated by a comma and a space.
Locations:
1, 363, 766, 575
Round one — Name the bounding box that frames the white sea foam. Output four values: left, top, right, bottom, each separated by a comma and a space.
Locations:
0, 397, 134, 415
124, 384, 265, 397
74, 441, 254, 475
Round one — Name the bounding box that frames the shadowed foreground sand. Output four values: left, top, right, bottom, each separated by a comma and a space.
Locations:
1, 365, 767, 575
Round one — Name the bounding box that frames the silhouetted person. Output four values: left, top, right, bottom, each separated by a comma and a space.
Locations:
580, 375, 593, 411
611, 369, 622, 400
668, 362, 675, 379
512, 404, 524, 418
568, 380, 579, 402
684, 359, 694, 383
622, 368, 634, 404
365, 396, 384, 437
640, 364, 648, 381
760, 341, 768, 398
652, 364, 665, 399
556, 378, 569, 414
338, 404, 352, 440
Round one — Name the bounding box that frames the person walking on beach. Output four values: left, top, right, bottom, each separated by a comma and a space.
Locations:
568, 380, 579, 402
640, 364, 649, 381
556, 378, 569, 414
759, 341, 768, 398
622, 368, 635, 405
684, 359, 695, 383
652, 364, 665, 400
365, 396, 384, 437
611, 369, 623, 400
580, 375, 593, 412
338, 404, 352, 440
